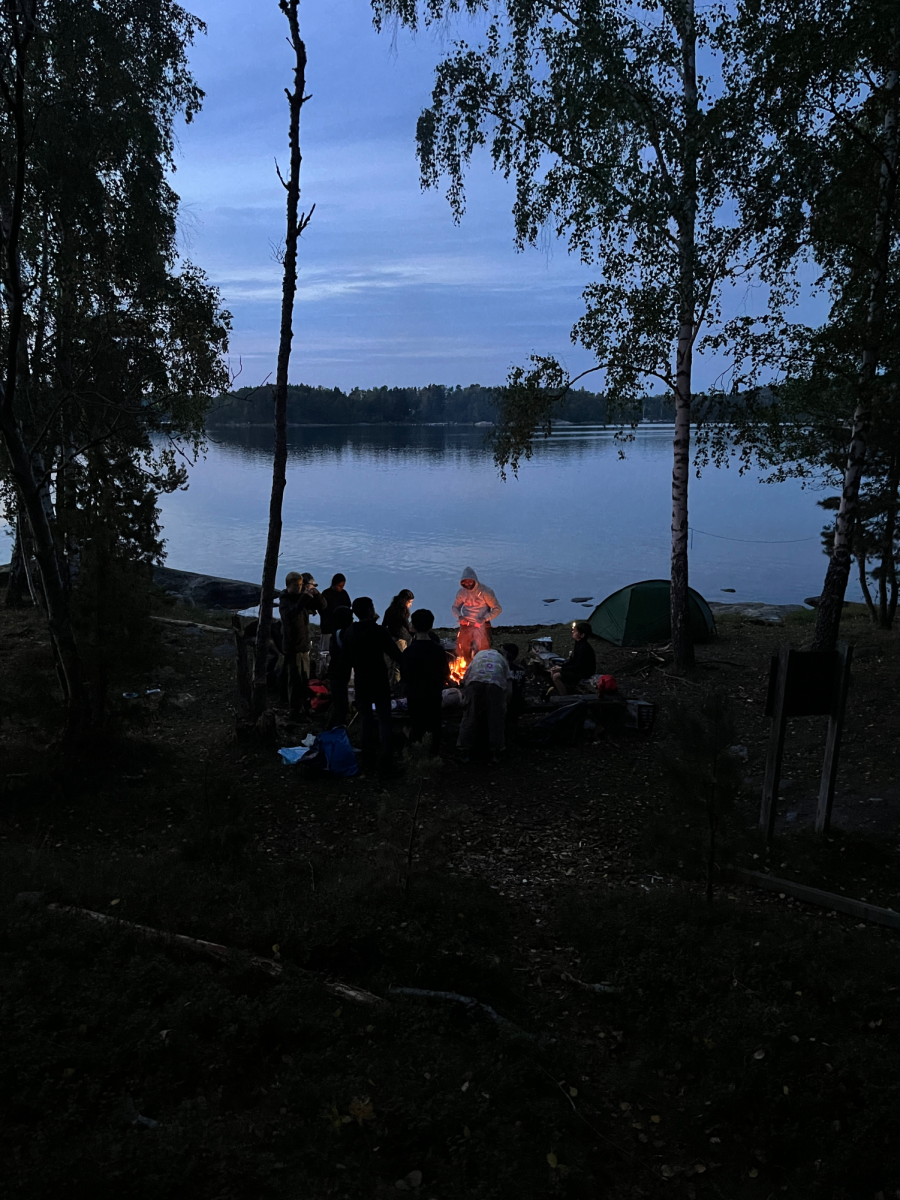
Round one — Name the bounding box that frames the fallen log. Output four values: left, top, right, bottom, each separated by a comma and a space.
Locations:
28, 898, 534, 1036
44, 902, 384, 1005
727, 868, 900, 931
150, 615, 230, 634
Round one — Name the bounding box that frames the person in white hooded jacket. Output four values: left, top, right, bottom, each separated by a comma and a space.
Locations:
452, 566, 502, 661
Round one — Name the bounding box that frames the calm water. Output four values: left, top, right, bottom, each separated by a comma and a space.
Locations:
155, 424, 847, 625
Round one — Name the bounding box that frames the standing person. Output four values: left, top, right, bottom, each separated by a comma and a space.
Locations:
278, 571, 327, 716
342, 596, 403, 777
383, 588, 414, 685
456, 646, 511, 765
401, 608, 450, 754
320, 573, 352, 652
452, 567, 502, 662
550, 622, 597, 695
325, 606, 354, 729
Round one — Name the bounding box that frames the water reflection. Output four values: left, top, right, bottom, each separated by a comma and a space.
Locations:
155, 424, 839, 625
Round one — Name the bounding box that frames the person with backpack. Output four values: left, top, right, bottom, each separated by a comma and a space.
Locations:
342, 596, 403, 777
401, 608, 450, 753
456, 646, 512, 765
551, 621, 597, 695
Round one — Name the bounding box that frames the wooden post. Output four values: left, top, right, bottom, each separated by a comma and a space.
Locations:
760, 644, 790, 842
815, 642, 853, 834
233, 614, 256, 723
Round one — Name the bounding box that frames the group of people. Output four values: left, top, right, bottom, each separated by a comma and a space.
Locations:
276, 566, 596, 776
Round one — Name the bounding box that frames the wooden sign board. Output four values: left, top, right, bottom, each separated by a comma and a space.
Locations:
760, 643, 853, 841
764, 649, 839, 718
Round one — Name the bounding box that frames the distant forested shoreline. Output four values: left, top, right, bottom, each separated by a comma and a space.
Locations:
207, 382, 677, 426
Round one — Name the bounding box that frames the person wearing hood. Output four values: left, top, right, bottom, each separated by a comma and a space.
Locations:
452, 566, 502, 662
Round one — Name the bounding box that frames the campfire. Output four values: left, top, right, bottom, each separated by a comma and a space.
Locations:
448, 655, 468, 684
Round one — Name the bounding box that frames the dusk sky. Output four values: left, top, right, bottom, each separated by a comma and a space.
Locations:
176, 1, 822, 395
175, 0, 599, 391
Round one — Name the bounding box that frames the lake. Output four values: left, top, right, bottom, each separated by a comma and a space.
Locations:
155, 424, 847, 626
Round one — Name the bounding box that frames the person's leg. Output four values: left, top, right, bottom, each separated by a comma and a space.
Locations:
374, 695, 395, 770
487, 684, 507, 756
287, 652, 303, 712
552, 670, 569, 695
456, 683, 479, 751
357, 695, 378, 759
456, 625, 472, 661
327, 680, 349, 729
426, 698, 443, 754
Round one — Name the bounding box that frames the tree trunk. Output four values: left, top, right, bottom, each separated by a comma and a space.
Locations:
4, 520, 30, 607
878, 452, 898, 629
857, 548, 877, 623
0, 412, 88, 732
0, 6, 87, 736
250, 0, 309, 723
813, 63, 899, 650
671, 0, 697, 672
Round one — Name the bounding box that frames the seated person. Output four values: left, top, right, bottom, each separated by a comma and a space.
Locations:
551, 621, 597, 695
401, 608, 450, 753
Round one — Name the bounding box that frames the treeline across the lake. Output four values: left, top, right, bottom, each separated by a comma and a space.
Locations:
208, 383, 677, 426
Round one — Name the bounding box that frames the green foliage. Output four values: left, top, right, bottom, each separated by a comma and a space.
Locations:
0, 0, 231, 723
210, 381, 666, 427
372, 0, 771, 466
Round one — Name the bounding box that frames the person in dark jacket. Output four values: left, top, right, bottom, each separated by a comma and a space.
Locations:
551, 621, 597, 695
383, 589, 414, 642
401, 608, 450, 753
278, 571, 327, 714
343, 596, 402, 774
320, 573, 352, 650
325, 606, 354, 729
382, 588, 415, 686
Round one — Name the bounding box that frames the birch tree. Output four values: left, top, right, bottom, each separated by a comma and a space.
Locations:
722, 0, 900, 652
0, 0, 228, 733
250, 0, 314, 722
372, 0, 765, 670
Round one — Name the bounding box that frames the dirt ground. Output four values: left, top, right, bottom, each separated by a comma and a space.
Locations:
3, 598, 900, 1199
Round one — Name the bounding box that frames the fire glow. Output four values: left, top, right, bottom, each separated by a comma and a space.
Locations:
448, 655, 468, 684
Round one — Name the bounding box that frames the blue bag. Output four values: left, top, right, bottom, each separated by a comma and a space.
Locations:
318, 727, 359, 777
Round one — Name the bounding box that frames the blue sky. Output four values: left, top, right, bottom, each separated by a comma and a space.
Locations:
176, 1, 822, 394
175, 0, 599, 390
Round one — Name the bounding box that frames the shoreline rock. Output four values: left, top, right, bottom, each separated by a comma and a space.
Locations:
152, 565, 261, 610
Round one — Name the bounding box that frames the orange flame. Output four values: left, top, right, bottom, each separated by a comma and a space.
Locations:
448, 655, 468, 684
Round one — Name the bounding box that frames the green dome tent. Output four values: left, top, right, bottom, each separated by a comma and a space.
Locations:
587, 579, 716, 646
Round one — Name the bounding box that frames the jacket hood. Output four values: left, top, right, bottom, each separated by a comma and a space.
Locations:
460, 566, 479, 584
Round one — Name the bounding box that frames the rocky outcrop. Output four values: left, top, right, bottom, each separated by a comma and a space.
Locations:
152, 565, 261, 610
707, 601, 808, 623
